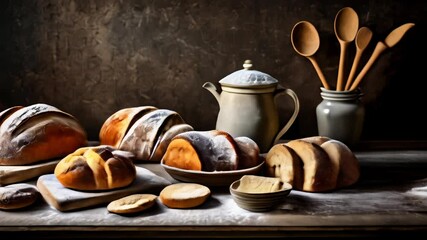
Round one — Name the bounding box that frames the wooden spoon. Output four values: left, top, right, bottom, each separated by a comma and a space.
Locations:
291, 21, 330, 90
334, 7, 359, 91
349, 23, 415, 91
344, 27, 373, 90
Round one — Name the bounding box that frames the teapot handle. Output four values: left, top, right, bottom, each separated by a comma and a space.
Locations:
273, 87, 300, 145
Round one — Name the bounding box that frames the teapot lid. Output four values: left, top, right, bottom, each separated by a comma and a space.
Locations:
219, 60, 278, 88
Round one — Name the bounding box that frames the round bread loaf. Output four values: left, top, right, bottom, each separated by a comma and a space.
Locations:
159, 183, 211, 209
99, 106, 193, 162
266, 136, 360, 192
0, 103, 88, 166
107, 194, 157, 214
0, 183, 39, 210
54, 145, 136, 191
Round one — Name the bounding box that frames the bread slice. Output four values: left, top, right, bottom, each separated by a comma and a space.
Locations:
286, 140, 338, 192
265, 143, 303, 190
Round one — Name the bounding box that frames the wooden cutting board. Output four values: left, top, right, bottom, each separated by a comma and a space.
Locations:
37, 166, 171, 212
0, 160, 60, 186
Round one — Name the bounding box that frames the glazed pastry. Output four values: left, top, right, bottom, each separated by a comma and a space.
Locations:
0, 103, 87, 166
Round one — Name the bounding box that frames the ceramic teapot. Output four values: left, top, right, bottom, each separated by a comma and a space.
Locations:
203, 60, 300, 153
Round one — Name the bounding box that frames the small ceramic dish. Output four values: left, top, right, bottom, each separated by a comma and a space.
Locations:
229, 178, 292, 212
160, 161, 265, 187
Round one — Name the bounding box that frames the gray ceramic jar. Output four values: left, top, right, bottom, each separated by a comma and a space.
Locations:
316, 87, 365, 146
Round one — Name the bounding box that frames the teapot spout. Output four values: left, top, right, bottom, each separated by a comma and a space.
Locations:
202, 82, 220, 104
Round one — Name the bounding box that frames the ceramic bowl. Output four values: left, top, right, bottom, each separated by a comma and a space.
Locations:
229, 178, 292, 212
160, 161, 265, 187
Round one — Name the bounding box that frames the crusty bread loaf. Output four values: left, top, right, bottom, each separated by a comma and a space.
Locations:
266, 136, 360, 192
0, 183, 39, 210
54, 145, 136, 191
159, 183, 211, 209
0, 104, 88, 166
162, 130, 261, 172
99, 106, 193, 162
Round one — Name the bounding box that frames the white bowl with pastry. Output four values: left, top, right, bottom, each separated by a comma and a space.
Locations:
160, 130, 265, 187
229, 175, 292, 212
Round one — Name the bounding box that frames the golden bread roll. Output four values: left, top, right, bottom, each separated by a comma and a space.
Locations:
162, 130, 261, 172
54, 145, 136, 191
99, 106, 193, 162
266, 136, 360, 192
0, 103, 88, 166
159, 183, 211, 209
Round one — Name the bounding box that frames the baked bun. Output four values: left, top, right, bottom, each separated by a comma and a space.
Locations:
0, 104, 88, 166
162, 130, 261, 172
99, 106, 193, 162
266, 136, 360, 192
54, 145, 136, 191
0, 183, 39, 210
107, 194, 157, 214
159, 183, 211, 209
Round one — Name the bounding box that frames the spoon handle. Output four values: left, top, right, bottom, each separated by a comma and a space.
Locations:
336, 42, 349, 91
345, 50, 363, 91
349, 41, 388, 91
307, 56, 330, 90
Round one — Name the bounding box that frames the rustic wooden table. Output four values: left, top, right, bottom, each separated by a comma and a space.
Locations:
1, 146, 427, 238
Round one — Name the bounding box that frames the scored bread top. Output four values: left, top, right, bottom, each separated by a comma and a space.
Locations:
0, 103, 88, 166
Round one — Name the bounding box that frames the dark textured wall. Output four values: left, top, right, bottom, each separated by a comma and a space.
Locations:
0, 0, 426, 141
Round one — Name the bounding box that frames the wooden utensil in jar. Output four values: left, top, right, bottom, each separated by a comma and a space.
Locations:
344, 27, 373, 91
334, 7, 359, 91
349, 23, 415, 91
291, 21, 330, 90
